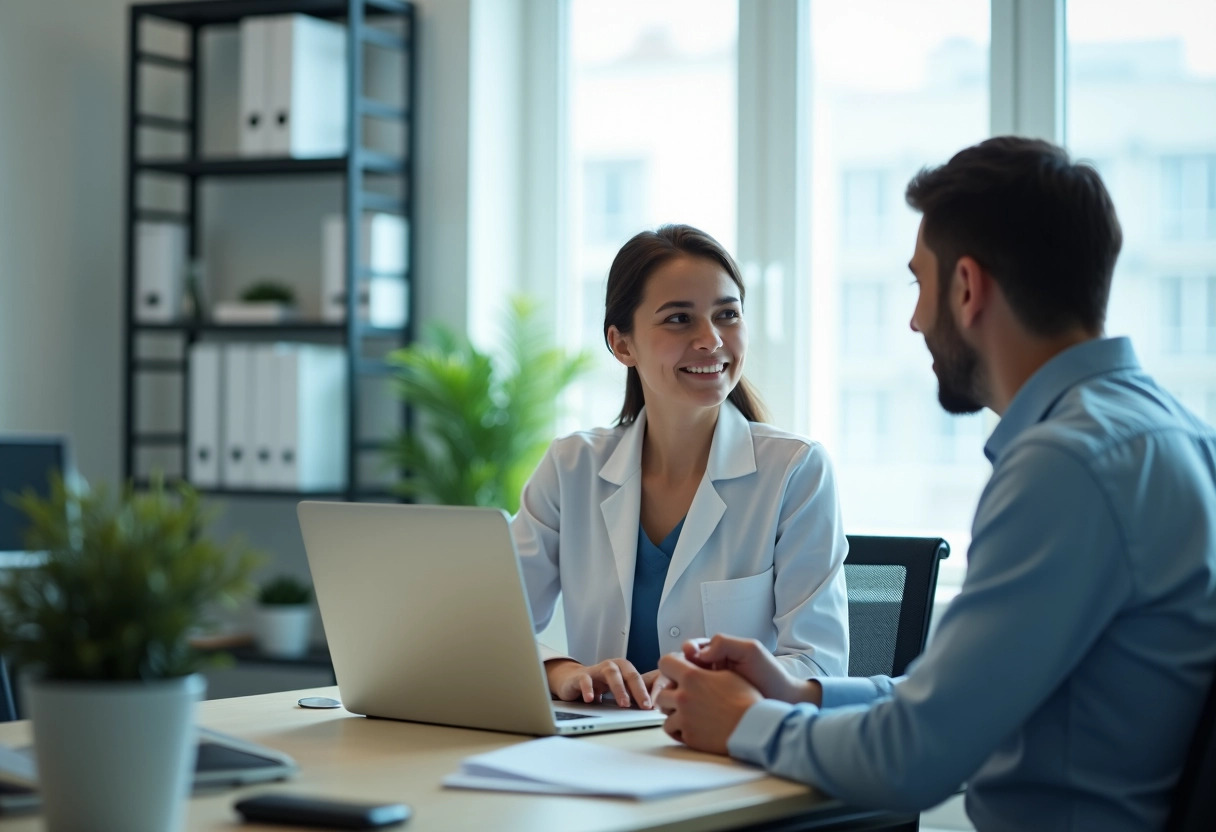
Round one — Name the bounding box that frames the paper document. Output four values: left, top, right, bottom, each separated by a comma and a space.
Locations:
443, 736, 765, 800
0, 743, 36, 785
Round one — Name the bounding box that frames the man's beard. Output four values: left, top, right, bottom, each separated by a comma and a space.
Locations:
925, 291, 985, 415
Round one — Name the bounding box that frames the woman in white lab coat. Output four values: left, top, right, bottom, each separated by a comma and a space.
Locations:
512, 225, 848, 710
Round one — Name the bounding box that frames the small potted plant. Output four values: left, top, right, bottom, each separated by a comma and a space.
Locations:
386, 295, 593, 511
212, 279, 297, 323
252, 574, 314, 659
0, 476, 258, 832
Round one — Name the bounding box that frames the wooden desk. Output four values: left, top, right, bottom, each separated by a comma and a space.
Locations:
0, 686, 911, 831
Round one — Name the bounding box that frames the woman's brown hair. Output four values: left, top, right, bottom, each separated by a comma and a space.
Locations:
603, 224, 767, 426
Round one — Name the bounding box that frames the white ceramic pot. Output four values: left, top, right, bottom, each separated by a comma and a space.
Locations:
254, 605, 313, 658
25, 673, 205, 832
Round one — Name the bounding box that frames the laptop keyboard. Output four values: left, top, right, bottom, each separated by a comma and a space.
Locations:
555, 711, 601, 721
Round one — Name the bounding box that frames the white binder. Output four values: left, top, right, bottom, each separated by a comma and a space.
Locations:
187, 342, 223, 488
266, 14, 348, 158
221, 343, 255, 488
238, 16, 271, 156
275, 345, 348, 491
134, 222, 185, 322
250, 345, 282, 489
320, 213, 408, 326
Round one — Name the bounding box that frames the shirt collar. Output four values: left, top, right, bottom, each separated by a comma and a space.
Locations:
984, 336, 1141, 463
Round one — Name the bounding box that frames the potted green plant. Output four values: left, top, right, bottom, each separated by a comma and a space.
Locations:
386, 296, 593, 512
252, 574, 314, 659
212, 279, 297, 323
0, 476, 258, 832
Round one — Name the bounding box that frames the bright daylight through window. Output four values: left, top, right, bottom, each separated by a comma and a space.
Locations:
563, 0, 738, 431
1067, 0, 1216, 426
556, 0, 1214, 592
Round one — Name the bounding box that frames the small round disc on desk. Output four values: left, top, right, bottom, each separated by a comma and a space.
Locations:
298, 696, 342, 709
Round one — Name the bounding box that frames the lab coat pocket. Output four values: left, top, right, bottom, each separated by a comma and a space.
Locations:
700, 567, 775, 641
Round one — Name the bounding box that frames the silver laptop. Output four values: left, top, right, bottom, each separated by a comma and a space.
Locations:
297, 501, 667, 736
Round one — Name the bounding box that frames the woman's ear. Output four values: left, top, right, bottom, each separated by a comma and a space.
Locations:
607, 326, 636, 367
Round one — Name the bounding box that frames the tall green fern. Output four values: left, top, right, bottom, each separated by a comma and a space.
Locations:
386, 297, 593, 512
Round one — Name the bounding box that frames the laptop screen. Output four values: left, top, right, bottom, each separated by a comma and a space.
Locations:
0, 436, 67, 556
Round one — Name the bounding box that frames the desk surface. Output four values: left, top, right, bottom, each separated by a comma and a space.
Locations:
0, 686, 902, 832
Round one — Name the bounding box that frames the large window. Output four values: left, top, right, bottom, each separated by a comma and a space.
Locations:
1067, 0, 1216, 429
535, 1, 1215, 595
562, 0, 738, 430
806, 1, 990, 586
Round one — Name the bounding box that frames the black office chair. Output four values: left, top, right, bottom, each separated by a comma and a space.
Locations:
843, 535, 950, 678
1165, 667, 1216, 831
0, 658, 16, 722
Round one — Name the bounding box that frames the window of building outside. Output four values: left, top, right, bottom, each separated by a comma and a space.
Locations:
562, 0, 738, 431
805, 0, 991, 589
1067, 0, 1216, 424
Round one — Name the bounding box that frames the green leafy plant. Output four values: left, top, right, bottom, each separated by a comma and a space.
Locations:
386, 296, 594, 512
258, 575, 313, 606
0, 477, 261, 681
240, 280, 295, 304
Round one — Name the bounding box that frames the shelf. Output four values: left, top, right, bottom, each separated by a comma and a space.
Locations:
125, 0, 415, 502
228, 644, 334, 670
132, 478, 399, 500
133, 322, 407, 338
360, 27, 407, 52
134, 358, 187, 372
137, 51, 193, 70
135, 152, 407, 178
137, 114, 193, 132
134, 0, 410, 26
132, 432, 186, 446
136, 208, 190, 223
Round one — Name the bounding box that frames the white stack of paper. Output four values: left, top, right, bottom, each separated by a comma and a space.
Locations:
443, 736, 766, 800
239, 14, 348, 158
321, 213, 409, 327
134, 222, 186, 322
187, 342, 224, 488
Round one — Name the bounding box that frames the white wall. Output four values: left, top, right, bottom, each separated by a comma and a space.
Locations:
0, 0, 128, 481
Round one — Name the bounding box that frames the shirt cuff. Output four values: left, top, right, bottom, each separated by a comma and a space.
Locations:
819, 676, 885, 708
727, 698, 806, 766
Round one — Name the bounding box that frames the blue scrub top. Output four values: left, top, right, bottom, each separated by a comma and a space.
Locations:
625, 517, 685, 674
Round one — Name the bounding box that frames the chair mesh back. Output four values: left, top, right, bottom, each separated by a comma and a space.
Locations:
845, 563, 907, 678
0, 659, 15, 722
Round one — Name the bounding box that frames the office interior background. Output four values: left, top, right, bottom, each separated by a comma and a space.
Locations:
0, 0, 1213, 826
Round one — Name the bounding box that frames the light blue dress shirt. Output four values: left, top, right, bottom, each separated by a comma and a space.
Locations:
626, 518, 684, 674
728, 337, 1216, 831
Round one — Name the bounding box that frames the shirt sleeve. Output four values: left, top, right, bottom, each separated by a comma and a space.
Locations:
510, 443, 571, 664
726, 441, 1135, 811
771, 443, 851, 678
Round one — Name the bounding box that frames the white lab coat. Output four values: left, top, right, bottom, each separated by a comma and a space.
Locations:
511, 402, 849, 678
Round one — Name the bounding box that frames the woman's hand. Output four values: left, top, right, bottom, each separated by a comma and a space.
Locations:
545, 658, 653, 709
641, 669, 671, 706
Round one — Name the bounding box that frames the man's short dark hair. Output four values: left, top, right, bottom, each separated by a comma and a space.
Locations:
905, 137, 1123, 336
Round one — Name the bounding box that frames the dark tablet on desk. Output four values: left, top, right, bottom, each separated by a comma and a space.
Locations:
0, 726, 297, 814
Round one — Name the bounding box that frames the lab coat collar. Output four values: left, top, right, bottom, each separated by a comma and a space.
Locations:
597, 402, 757, 486
599, 402, 757, 619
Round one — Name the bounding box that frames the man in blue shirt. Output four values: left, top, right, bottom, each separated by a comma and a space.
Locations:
655, 137, 1216, 831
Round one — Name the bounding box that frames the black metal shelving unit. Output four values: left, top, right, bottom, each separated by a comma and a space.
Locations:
123, 0, 415, 501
